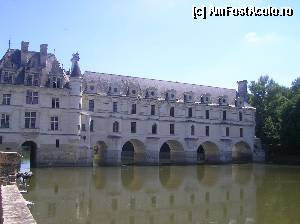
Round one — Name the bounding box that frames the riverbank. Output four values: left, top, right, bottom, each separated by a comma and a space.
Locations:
1, 185, 36, 224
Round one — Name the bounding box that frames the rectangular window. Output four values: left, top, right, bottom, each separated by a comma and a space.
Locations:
0, 114, 9, 128
25, 112, 36, 129
131, 104, 136, 114
89, 100, 94, 112
131, 122, 136, 133
188, 108, 193, 117
151, 105, 155, 116
205, 126, 209, 136
90, 120, 94, 132
26, 75, 32, 86
240, 128, 244, 137
33, 74, 39, 86
170, 124, 175, 135
205, 110, 210, 119
3, 72, 12, 84
0, 136, 2, 144
2, 94, 11, 105
223, 111, 227, 120
56, 139, 60, 148
170, 107, 175, 117
239, 111, 243, 121
50, 116, 59, 131
226, 127, 230, 137
113, 102, 118, 113
52, 98, 60, 109
82, 124, 86, 132
26, 90, 38, 104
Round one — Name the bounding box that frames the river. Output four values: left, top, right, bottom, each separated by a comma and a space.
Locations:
23, 164, 300, 224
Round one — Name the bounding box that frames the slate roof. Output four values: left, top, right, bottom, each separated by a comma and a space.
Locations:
71, 61, 81, 77
83, 71, 237, 104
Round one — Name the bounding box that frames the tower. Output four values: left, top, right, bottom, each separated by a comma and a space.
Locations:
69, 53, 83, 136
237, 80, 248, 102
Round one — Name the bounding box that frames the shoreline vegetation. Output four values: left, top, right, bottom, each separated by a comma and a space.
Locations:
249, 76, 300, 164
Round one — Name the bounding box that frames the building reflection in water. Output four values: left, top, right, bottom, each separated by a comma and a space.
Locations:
25, 165, 256, 224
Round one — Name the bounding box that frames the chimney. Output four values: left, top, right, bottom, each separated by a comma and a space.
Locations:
21, 41, 29, 65
237, 80, 248, 102
40, 44, 48, 66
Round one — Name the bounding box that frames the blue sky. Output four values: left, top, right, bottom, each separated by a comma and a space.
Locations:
0, 0, 299, 89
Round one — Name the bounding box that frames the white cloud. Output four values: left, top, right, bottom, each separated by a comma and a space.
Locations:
244, 32, 281, 44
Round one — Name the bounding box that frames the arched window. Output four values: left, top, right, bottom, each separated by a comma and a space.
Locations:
191, 125, 195, 136
170, 107, 175, 117
113, 121, 119, 133
152, 123, 157, 134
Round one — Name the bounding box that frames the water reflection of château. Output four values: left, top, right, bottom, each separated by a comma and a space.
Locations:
26, 165, 257, 224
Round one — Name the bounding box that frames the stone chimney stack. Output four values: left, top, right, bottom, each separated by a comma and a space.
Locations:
237, 80, 248, 102
21, 41, 29, 65
40, 44, 48, 66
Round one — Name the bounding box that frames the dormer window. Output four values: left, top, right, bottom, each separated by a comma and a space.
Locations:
90, 85, 95, 91
3, 72, 13, 84
184, 92, 194, 103
201, 94, 211, 104
145, 87, 157, 99
166, 90, 176, 101
108, 84, 119, 95
26, 74, 39, 86
52, 77, 61, 88
218, 95, 228, 106
127, 86, 138, 97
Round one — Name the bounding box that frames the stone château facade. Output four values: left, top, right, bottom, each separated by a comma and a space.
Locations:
0, 41, 264, 167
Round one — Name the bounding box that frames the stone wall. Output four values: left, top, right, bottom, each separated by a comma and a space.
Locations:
0, 152, 21, 177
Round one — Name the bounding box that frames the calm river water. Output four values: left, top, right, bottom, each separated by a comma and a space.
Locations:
23, 165, 300, 224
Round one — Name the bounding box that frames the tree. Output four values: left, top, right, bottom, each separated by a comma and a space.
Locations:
249, 76, 289, 147
280, 94, 300, 153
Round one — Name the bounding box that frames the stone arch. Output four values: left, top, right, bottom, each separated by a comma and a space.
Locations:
232, 141, 252, 163
197, 141, 220, 164
159, 140, 184, 165
121, 139, 146, 165
93, 141, 108, 165
21, 141, 37, 168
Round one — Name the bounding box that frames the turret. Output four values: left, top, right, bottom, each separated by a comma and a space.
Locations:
69, 53, 83, 136
69, 52, 82, 98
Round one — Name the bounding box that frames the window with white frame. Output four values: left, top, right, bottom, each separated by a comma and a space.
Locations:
52, 98, 60, 108
26, 90, 38, 104
52, 77, 61, 88
50, 116, 59, 131
0, 114, 9, 128
25, 112, 36, 129
2, 94, 11, 105
89, 100, 94, 112
26, 74, 39, 86
113, 102, 118, 113
113, 121, 119, 133
3, 72, 13, 84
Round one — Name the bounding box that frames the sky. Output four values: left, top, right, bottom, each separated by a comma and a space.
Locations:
0, 0, 299, 89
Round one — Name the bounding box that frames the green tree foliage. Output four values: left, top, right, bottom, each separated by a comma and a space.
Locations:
249, 76, 299, 154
